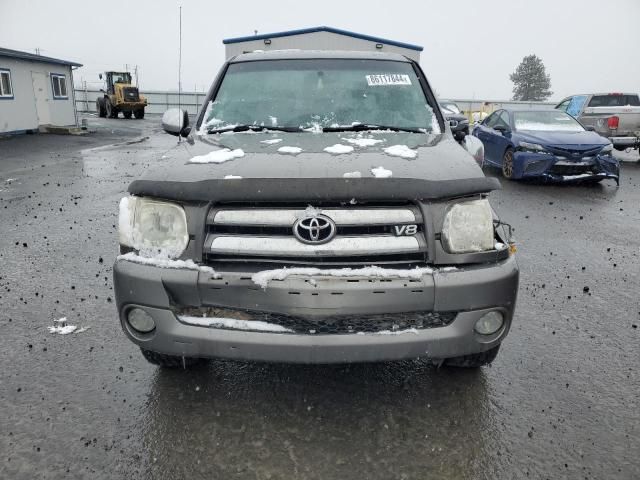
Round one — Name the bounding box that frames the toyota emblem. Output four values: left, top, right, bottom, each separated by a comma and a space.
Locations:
293, 214, 336, 244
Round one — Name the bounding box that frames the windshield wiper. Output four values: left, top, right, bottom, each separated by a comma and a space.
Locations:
323, 124, 425, 134
207, 124, 302, 134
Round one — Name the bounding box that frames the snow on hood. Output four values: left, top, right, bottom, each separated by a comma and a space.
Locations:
188, 148, 245, 164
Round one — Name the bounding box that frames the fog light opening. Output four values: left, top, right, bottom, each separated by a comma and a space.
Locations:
127, 308, 156, 333
474, 311, 504, 335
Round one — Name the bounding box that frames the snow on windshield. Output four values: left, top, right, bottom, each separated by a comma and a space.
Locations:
200, 59, 440, 134
514, 111, 583, 132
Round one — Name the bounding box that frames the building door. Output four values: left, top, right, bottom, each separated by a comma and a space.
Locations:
31, 71, 51, 126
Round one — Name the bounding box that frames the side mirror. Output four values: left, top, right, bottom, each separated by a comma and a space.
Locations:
162, 108, 190, 137
494, 125, 509, 134
99, 73, 103, 80
463, 135, 484, 167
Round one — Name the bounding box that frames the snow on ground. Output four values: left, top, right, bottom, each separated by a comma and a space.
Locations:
278, 146, 303, 155
260, 138, 283, 145
384, 145, 417, 159
188, 149, 245, 164
179, 316, 292, 333
343, 171, 362, 178
371, 166, 393, 178
324, 144, 355, 154
117, 252, 218, 275
342, 138, 384, 147
224, 175, 243, 179
252, 266, 435, 289
48, 317, 89, 335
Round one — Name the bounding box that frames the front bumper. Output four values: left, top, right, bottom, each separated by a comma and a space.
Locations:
512, 151, 620, 183
113, 257, 519, 364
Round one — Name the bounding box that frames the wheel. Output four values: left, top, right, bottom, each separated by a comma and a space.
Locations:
140, 348, 204, 368
106, 101, 118, 119
96, 98, 106, 117
445, 345, 501, 368
134, 109, 145, 119
502, 148, 514, 179
123, 111, 132, 119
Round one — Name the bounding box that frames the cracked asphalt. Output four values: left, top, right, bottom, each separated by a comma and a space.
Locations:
1, 116, 638, 479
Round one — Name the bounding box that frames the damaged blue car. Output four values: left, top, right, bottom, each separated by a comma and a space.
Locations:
472, 109, 619, 184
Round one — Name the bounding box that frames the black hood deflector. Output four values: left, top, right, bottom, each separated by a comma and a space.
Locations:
128, 177, 501, 203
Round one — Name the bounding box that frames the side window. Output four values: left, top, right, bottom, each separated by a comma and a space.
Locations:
484, 112, 498, 127
566, 95, 587, 117
51, 74, 68, 99
556, 98, 571, 112
626, 95, 640, 106
0, 69, 13, 98
497, 111, 511, 129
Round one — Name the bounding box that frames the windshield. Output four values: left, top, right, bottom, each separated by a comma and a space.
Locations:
513, 111, 584, 132
201, 59, 440, 133
112, 73, 131, 84
440, 102, 460, 114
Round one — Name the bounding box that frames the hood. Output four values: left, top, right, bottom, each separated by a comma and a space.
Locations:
128, 131, 500, 202
516, 129, 610, 149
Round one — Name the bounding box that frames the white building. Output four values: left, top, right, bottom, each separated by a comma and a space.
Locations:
0, 47, 82, 134
223, 26, 423, 62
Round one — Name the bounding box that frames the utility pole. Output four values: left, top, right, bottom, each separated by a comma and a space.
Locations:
177, 5, 183, 143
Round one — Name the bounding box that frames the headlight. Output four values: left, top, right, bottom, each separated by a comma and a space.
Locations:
441, 199, 494, 253
519, 141, 547, 153
601, 143, 613, 154
119, 197, 189, 258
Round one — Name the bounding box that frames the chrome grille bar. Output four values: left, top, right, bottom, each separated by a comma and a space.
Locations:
210, 208, 417, 226
206, 236, 421, 257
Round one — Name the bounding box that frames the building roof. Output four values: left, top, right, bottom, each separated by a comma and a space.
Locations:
0, 47, 82, 67
223, 26, 424, 52
230, 50, 411, 63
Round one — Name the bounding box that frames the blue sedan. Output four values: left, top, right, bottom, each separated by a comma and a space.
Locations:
472, 109, 619, 184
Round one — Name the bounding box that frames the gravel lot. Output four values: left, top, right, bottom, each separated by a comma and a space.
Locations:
1, 116, 638, 479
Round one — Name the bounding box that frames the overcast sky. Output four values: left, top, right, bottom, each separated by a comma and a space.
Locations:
1, 0, 639, 101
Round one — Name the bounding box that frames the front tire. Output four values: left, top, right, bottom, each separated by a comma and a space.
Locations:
140, 348, 204, 368
106, 101, 118, 119
502, 148, 514, 179
134, 109, 145, 119
96, 98, 106, 117
445, 345, 501, 368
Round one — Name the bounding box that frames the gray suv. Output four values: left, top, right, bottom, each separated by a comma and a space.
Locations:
114, 51, 519, 368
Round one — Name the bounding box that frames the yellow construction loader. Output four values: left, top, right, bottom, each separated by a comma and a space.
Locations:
96, 71, 147, 119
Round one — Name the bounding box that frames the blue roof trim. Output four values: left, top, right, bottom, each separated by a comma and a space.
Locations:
0, 47, 82, 67
223, 26, 423, 52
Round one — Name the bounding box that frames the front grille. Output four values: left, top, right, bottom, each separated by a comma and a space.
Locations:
546, 145, 601, 158
123, 87, 139, 102
177, 307, 456, 335
549, 163, 594, 176
204, 203, 426, 266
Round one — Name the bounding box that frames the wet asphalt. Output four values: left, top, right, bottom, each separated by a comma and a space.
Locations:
0, 116, 638, 480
